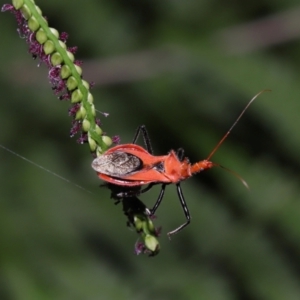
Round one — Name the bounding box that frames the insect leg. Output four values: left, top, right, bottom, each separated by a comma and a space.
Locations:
111, 183, 156, 199
149, 184, 167, 215
176, 148, 185, 161
140, 182, 159, 194
167, 183, 191, 237
132, 125, 153, 154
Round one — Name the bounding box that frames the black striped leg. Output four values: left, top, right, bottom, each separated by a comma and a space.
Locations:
132, 125, 153, 154
149, 184, 167, 216
167, 183, 191, 238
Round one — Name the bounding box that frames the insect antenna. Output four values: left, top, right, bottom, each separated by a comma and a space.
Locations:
206, 89, 270, 161
190, 90, 270, 179
213, 163, 249, 189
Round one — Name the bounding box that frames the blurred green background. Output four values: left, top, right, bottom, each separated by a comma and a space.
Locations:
1, 0, 300, 299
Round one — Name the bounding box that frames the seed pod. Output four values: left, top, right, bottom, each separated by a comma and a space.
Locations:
43, 40, 55, 55
82, 80, 89, 89
87, 93, 94, 104
20, 4, 31, 20
102, 136, 112, 147
82, 119, 90, 132
35, 5, 42, 16
88, 136, 97, 152
12, 0, 24, 10
66, 76, 78, 91
51, 52, 63, 66
71, 89, 83, 103
49, 27, 59, 38
95, 125, 102, 135
60, 65, 72, 79
144, 234, 160, 253
28, 16, 39, 31
74, 65, 82, 76
66, 51, 74, 62
90, 104, 96, 116
58, 40, 67, 49
36, 29, 47, 44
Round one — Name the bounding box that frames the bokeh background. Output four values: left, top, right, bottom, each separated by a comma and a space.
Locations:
1, 0, 300, 299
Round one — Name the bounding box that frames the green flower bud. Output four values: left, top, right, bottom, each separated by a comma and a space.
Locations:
82, 80, 89, 90
20, 4, 31, 20
82, 119, 90, 132
71, 89, 83, 103
49, 28, 59, 39
145, 218, 155, 233
58, 40, 67, 49
95, 125, 102, 135
36, 29, 47, 44
144, 235, 160, 254
75, 110, 82, 120
80, 106, 86, 118
51, 52, 63, 66
133, 215, 144, 231
66, 51, 74, 62
43, 40, 55, 55
28, 16, 40, 31
87, 93, 94, 104
74, 106, 86, 120
96, 147, 103, 156
102, 136, 112, 147
74, 65, 82, 76
60, 65, 71, 79
88, 136, 97, 152
35, 5, 42, 15
90, 104, 96, 116
66, 76, 78, 90
12, 0, 24, 10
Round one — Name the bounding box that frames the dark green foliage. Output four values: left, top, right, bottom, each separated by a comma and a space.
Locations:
1, 0, 300, 299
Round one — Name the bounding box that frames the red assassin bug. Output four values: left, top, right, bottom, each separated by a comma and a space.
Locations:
92, 90, 268, 237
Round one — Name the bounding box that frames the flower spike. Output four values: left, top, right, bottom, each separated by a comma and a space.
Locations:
3, 0, 160, 256
2, 0, 114, 155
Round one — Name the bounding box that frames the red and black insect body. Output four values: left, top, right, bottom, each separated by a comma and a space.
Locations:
92, 91, 268, 237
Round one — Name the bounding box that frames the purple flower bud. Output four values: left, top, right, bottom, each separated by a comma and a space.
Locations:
70, 120, 82, 137
95, 118, 101, 126
68, 104, 81, 116
112, 136, 121, 144
68, 46, 78, 54
74, 60, 83, 66
59, 32, 68, 42
134, 241, 146, 255
1, 4, 13, 12
77, 133, 88, 144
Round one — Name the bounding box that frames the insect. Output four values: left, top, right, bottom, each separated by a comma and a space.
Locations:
92, 90, 268, 237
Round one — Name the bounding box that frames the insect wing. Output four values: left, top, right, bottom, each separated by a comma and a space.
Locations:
92, 150, 142, 176
110, 144, 168, 166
